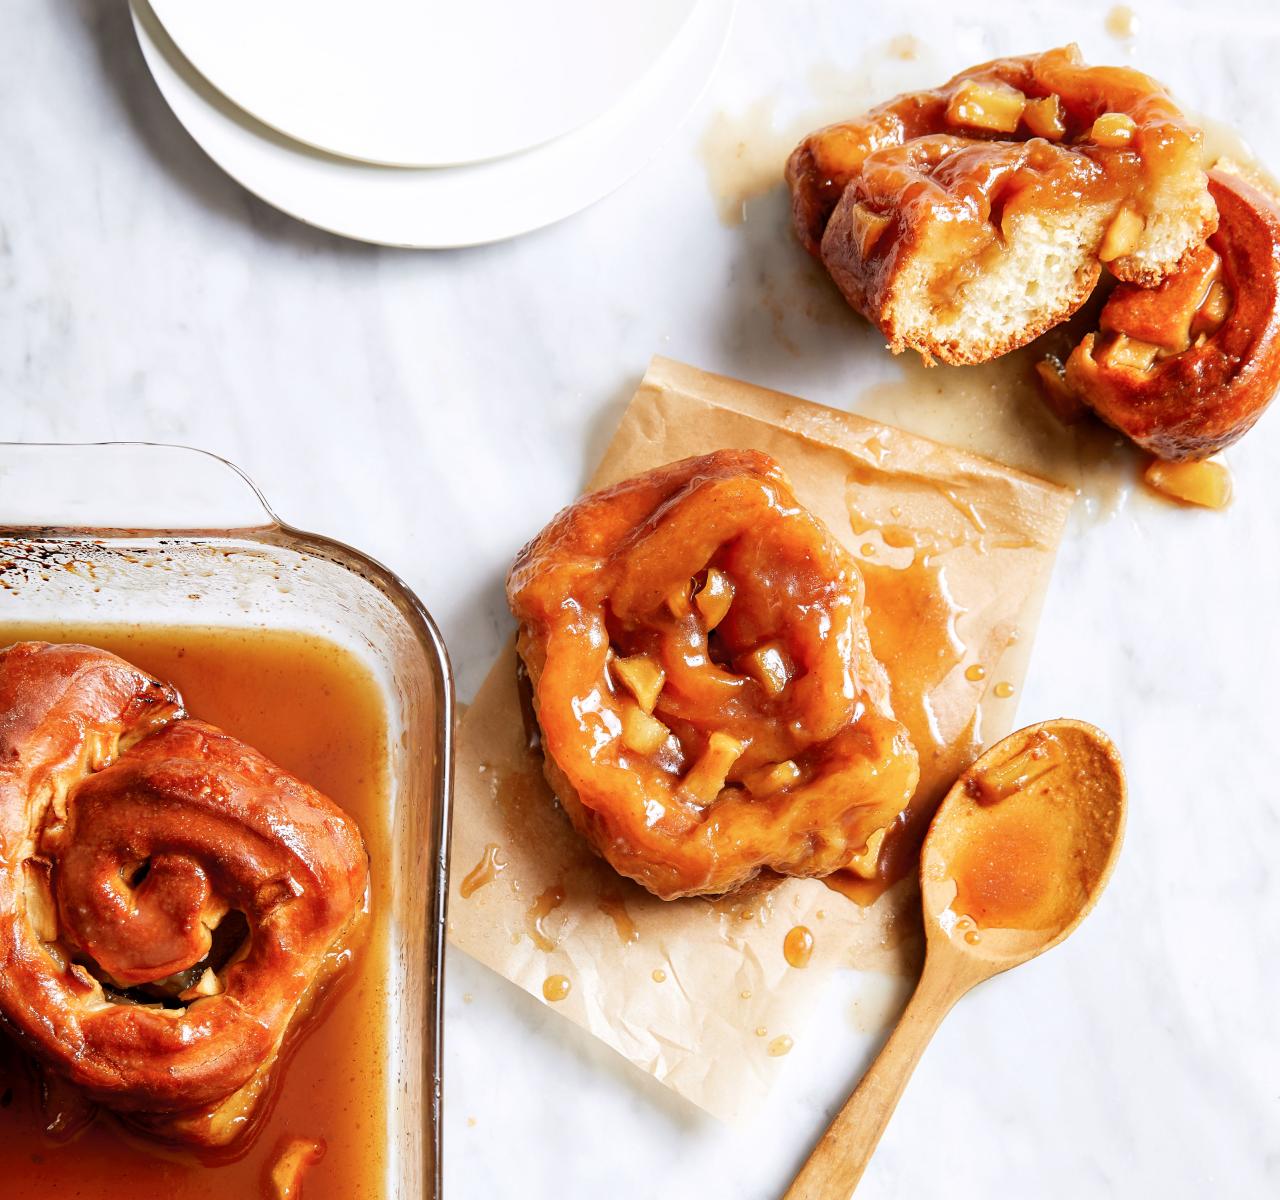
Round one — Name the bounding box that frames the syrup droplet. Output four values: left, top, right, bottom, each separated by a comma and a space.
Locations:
964, 929, 982, 945
527, 885, 567, 952
652, 969, 667, 983
1105, 4, 1139, 39
768, 1035, 794, 1057
965, 664, 987, 682
783, 925, 815, 969
860, 543, 877, 557
460, 843, 507, 898
740, 989, 752, 1000
755, 1026, 768, 1037
993, 681, 1015, 699
542, 974, 571, 1002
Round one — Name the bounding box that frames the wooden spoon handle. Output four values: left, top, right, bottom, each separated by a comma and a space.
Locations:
782, 972, 957, 1200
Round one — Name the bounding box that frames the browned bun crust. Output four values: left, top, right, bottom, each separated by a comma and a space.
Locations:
507, 451, 919, 901
0, 641, 369, 1150
1063, 168, 1280, 459
787, 45, 1216, 365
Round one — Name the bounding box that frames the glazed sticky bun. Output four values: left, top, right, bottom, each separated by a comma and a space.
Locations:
507, 451, 919, 900
0, 642, 368, 1150
787, 45, 1216, 365
1040, 166, 1280, 459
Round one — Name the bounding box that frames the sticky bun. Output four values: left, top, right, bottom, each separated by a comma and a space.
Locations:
507, 451, 919, 900
0, 642, 368, 1149
787, 45, 1216, 365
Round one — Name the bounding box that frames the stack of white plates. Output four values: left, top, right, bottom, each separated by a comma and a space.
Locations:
130, 0, 734, 247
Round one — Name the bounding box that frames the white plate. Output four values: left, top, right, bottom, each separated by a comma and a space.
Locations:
147, 0, 698, 168
131, 0, 733, 248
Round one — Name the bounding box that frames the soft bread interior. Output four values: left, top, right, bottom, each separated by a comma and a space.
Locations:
878, 205, 1112, 365
1112, 174, 1218, 286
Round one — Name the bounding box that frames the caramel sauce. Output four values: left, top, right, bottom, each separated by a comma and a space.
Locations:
782, 925, 815, 969
0, 624, 390, 1200
855, 333, 1138, 524
460, 843, 507, 899
825, 550, 981, 905
950, 805, 1067, 930
993, 681, 1015, 699
597, 892, 640, 946
940, 731, 1116, 934
527, 885, 567, 952
651, 969, 667, 983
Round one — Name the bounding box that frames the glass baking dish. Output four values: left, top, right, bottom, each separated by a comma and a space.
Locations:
0, 441, 451, 1200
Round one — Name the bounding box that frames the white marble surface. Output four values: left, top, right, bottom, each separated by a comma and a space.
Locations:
3, 1, 1279, 1196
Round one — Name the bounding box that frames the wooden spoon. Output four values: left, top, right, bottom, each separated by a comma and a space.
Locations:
783, 718, 1126, 1200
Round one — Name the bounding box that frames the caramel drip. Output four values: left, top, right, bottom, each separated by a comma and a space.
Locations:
597, 892, 639, 946
827, 542, 982, 905
527, 885, 566, 952
459, 843, 506, 899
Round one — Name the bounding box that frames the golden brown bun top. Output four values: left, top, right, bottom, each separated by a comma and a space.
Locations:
786, 43, 1204, 255
508, 451, 919, 900
1062, 168, 1280, 459
0, 641, 368, 1146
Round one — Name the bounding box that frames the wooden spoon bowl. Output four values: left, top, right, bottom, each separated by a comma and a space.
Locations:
784, 719, 1126, 1200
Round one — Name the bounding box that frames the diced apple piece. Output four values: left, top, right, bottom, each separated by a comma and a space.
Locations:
1090, 112, 1137, 147
745, 759, 801, 797
945, 80, 1026, 133
612, 652, 665, 714
22, 858, 57, 942
666, 579, 693, 618
680, 732, 744, 805
965, 731, 1064, 803
1099, 207, 1145, 262
621, 703, 671, 755
179, 967, 225, 1001
1022, 95, 1066, 140
1143, 457, 1233, 509
1195, 280, 1232, 333
846, 828, 886, 879
847, 203, 892, 257
693, 567, 735, 631
1102, 334, 1162, 372
1035, 357, 1087, 424
741, 642, 793, 696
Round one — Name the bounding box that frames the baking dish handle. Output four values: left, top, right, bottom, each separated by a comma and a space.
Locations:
0, 442, 278, 531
